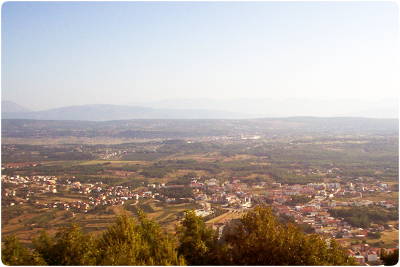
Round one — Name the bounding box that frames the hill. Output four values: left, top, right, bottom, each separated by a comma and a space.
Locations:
2, 97, 398, 121
129, 97, 399, 118
1, 101, 33, 113
1, 104, 253, 121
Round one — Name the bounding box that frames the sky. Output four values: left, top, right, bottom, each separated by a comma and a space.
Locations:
1, 1, 399, 111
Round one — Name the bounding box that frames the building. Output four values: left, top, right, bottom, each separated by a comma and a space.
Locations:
352, 255, 365, 265
365, 251, 378, 262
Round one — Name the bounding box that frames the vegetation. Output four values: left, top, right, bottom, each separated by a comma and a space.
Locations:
381, 249, 399, 266
156, 187, 195, 200
3, 210, 185, 266
32, 223, 97, 265
223, 206, 356, 265
2, 207, 357, 266
176, 210, 220, 265
96, 210, 185, 265
287, 194, 312, 205
1, 235, 45, 266
329, 207, 399, 228
368, 231, 382, 239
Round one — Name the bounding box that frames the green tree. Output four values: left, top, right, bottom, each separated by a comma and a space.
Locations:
33, 223, 97, 265
328, 239, 358, 266
97, 209, 184, 265
96, 211, 151, 265
224, 206, 357, 265
32, 230, 54, 264
176, 209, 221, 265
2, 235, 45, 266
381, 249, 399, 266
137, 210, 185, 265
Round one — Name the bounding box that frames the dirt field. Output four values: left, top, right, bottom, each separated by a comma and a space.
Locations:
359, 192, 399, 205
380, 229, 399, 247
205, 210, 244, 226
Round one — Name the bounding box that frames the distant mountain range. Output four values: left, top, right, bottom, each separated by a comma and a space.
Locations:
2, 101, 33, 113
1, 103, 251, 121
129, 97, 399, 118
1, 97, 398, 121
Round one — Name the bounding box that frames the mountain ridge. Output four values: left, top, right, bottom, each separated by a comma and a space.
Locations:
1, 103, 256, 121
1, 101, 33, 113
128, 97, 399, 118
2, 97, 398, 121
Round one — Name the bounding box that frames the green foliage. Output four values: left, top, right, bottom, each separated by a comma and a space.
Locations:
287, 194, 312, 206
119, 177, 147, 189
381, 249, 399, 266
224, 206, 357, 265
167, 173, 197, 186
0, 208, 367, 266
329, 207, 399, 228
32, 230, 55, 264
276, 213, 296, 225
107, 164, 141, 172
137, 210, 185, 265
139, 167, 169, 178
156, 186, 195, 199
96, 211, 147, 265
97, 210, 185, 265
176, 210, 220, 265
2, 235, 45, 266
33, 223, 97, 265
368, 231, 382, 239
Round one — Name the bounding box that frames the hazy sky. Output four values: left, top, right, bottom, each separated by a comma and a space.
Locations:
2, 1, 399, 111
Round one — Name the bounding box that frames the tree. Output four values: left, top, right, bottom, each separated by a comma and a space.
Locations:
176, 209, 221, 265
381, 249, 399, 266
96, 211, 152, 265
2, 207, 358, 266
136, 209, 185, 266
51, 222, 97, 265
2, 235, 45, 266
327, 239, 358, 266
32, 230, 54, 264
33, 223, 97, 265
97, 209, 185, 266
224, 206, 357, 265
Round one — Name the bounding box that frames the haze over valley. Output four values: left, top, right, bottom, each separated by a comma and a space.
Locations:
2, 96, 398, 121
